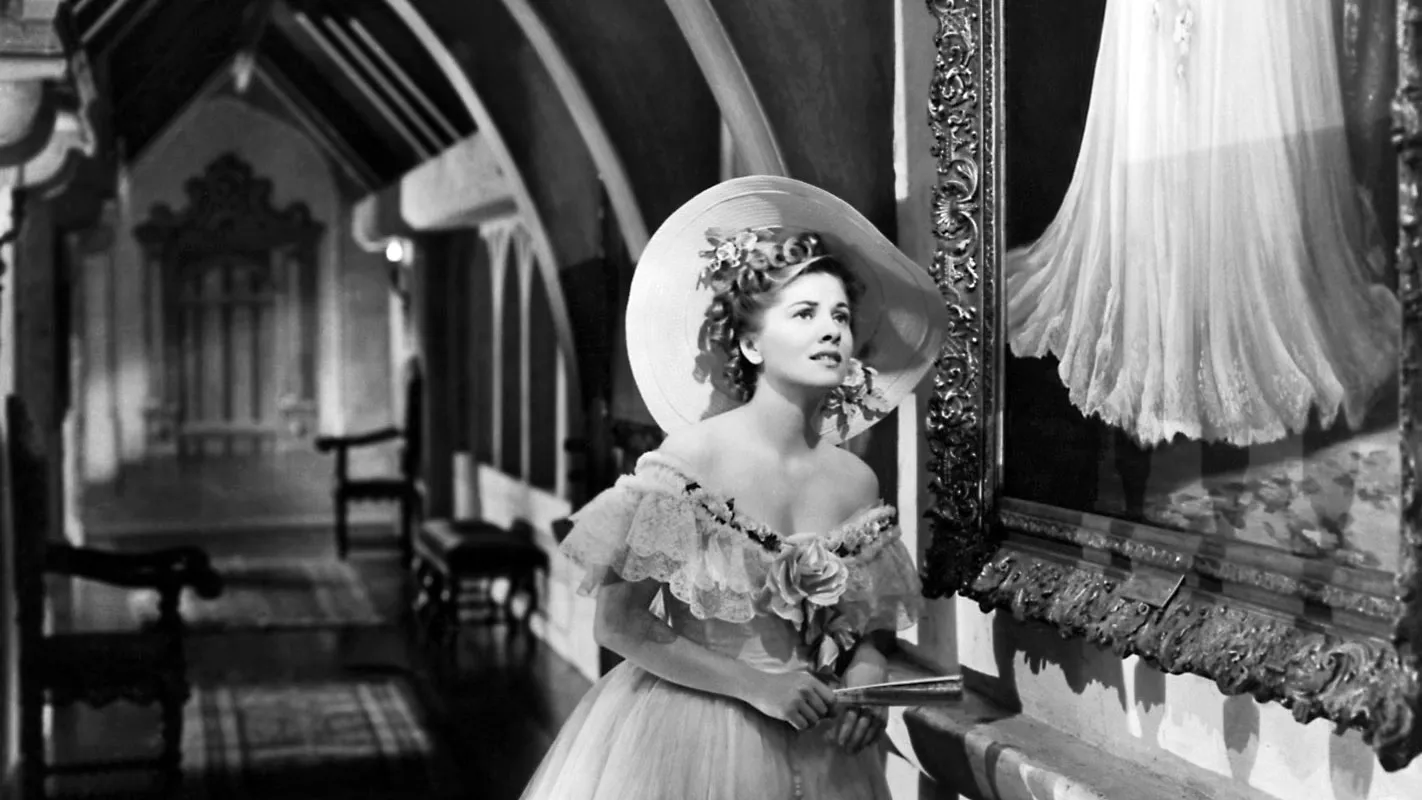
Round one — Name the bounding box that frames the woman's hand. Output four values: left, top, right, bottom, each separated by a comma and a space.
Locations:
744, 671, 838, 731
829, 659, 889, 754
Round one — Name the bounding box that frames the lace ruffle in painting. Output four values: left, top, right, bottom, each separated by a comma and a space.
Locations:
1006, 0, 1399, 447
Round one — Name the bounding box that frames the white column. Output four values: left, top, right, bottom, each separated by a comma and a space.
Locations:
480, 218, 516, 470
0, 182, 15, 400
145, 250, 163, 408
0, 178, 18, 786
555, 346, 569, 500
78, 241, 117, 482
320, 228, 345, 434
279, 249, 298, 411
516, 225, 534, 481
389, 274, 407, 418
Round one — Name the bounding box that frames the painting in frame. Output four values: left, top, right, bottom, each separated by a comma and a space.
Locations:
919, 0, 1422, 771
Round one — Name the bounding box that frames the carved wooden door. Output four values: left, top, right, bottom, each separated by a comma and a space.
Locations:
135, 153, 323, 460
176, 255, 280, 456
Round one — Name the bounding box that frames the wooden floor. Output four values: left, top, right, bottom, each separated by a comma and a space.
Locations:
47, 535, 591, 799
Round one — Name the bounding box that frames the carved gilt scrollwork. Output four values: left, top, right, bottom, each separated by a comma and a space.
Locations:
922, 0, 996, 598
1389, 0, 1422, 770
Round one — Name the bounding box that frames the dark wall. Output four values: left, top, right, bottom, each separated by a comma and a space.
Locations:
530, 0, 722, 228
712, 0, 898, 233
469, 238, 495, 465
499, 249, 522, 476
528, 269, 559, 490
414, 232, 457, 519
420, 0, 603, 269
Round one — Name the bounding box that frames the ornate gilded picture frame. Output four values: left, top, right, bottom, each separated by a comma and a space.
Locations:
921, 0, 1422, 771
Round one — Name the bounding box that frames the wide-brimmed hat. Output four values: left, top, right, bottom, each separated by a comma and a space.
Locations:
625, 175, 949, 444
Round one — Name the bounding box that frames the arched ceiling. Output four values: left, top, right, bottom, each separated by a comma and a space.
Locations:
58, 0, 897, 258
66, 0, 476, 189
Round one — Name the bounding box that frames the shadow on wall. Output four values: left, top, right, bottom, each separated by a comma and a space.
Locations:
976, 611, 1381, 797
1221, 693, 1260, 783
975, 611, 1131, 715
1330, 727, 1376, 799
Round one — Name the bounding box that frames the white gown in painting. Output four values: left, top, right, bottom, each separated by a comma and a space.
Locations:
1006, 0, 1400, 447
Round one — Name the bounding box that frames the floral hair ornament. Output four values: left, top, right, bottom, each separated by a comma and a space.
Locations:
696, 226, 831, 293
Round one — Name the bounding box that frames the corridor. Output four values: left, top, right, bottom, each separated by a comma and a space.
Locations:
47, 533, 589, 800
10, 0, 1408, 798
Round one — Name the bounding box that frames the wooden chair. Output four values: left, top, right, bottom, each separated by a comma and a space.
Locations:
5, 394, 223, 798
412, 518, 549, 664
25, 544, 223, 798
315, 359, 424, 562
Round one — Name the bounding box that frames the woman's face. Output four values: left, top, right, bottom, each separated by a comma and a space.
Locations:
740, 271, 854, 393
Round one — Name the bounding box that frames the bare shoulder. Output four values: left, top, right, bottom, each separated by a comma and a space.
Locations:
653, 417, 730, 478
821, 446, 880, 510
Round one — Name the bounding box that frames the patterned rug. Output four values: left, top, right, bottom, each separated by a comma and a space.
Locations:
125, 557, 392, 632
182, 679, 458, 799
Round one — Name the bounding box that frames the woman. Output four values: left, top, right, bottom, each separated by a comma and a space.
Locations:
520, 176, 949, 799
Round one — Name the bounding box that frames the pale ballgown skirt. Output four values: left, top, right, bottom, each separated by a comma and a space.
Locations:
1006, 0, 1399, 447
518, 599, 891, 800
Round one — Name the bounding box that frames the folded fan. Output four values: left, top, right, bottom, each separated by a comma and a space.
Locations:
833, 674, 963, 706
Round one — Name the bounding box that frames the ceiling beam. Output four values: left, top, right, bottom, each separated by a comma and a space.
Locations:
400, 132, 517, 230
663, 0, 788, 177
83, 0, 163, 54
292, 9, 432, 161
79, 0, 135, 46
317, 14, 443, 153
347, 17, 459, 143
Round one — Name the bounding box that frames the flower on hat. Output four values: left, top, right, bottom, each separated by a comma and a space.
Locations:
697, 226, 829, 291
821, 357, 888, 438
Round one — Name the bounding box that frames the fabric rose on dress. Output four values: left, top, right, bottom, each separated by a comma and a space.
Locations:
764, 534, 849, 626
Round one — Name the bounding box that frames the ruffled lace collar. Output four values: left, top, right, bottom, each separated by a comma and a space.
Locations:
633, 451, 899, 560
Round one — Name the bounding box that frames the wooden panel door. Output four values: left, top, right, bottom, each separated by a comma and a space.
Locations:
175, 256, 279, 457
